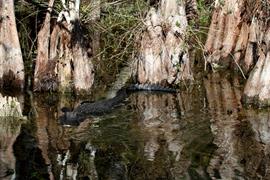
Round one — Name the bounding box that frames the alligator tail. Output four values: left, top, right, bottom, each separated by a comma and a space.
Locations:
127, 84, 177, 93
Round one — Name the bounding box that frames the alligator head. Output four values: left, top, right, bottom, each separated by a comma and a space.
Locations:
59, 108, 85, 126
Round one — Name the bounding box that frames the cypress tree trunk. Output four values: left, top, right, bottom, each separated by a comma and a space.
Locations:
33, 0, 56, 91
34, 0, 95, 94
54, 0, 95, 93
205, 0, 270, 107
204, 0, 264, 73
133, 0, 194, 86
205, 0, 244, 70
0, 0, 25, 89
240, 2, 270, 107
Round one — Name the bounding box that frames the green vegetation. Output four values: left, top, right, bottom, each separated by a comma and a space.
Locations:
82, 0, 150, 83
186, 0, 213, 70
14, 0, 213, 86
15, 0, 150, 86
196, 0, 212, 26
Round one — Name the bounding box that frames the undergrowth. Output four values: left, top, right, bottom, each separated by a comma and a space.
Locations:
15, 0, 150, 86
81, 0, 150, 84
14, 0, 213, 87
186, 0, 213, 70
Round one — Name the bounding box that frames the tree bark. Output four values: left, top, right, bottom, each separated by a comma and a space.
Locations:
204, 0, 263, 73
133, 0, 193, 86
205, 0, 270, 107
55, 0, 95, 93
33, 0, 56, 91
34, 0, 95, 94
0, 0, 25, 89
241, 2, 270, 106
205, 0, 243, 70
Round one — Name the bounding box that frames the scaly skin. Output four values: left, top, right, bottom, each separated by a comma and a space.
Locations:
60, 84, 176, 126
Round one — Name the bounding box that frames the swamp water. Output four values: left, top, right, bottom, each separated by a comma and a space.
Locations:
1, 72, 270, 180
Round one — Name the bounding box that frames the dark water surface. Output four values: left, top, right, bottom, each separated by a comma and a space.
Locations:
1, 72, 270, 179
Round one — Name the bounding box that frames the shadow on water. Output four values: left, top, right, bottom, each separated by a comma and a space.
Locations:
4, 72, 270, 179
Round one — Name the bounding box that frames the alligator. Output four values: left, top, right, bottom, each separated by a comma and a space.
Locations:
59, 84, 177, 126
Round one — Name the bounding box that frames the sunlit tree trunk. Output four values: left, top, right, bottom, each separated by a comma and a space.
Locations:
53, 0, 95, 93
0, 0, 25, 89
133, 0, 194, 86
205, 0, 270, 107
243, 26, 270, 106
34, 0, 95, 94
204, 0, 264, 73
240, 2, 270, 107
205, 0, 249, 71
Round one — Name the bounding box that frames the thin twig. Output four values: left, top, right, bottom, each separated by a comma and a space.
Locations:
230, 53, 247, 79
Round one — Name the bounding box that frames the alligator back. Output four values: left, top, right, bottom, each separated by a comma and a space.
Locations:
60, 84, 176, 126
60, 88, 128, 125
127, 84, 177, 93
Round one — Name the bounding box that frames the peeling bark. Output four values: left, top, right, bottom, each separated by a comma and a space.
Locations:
0, 0, 25, 89
233, 22, 249, 65
34, 0, 95, 94
55, 0, 95, 93
204, 0, 265, 74
205, 0, 270, 107
205, 0, 243, 69
50, 22, 95, 93
243, 26, 270, 107
133, 0, 194, 86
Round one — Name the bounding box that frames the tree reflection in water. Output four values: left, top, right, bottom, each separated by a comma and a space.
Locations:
0, 93, 25, 180
238, 110, 270, 179
204, 72, 244, 179
11, 78, 270, 179
0, 117, 25, 180
205, 72, 270, 179
61, 90, 214, 179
